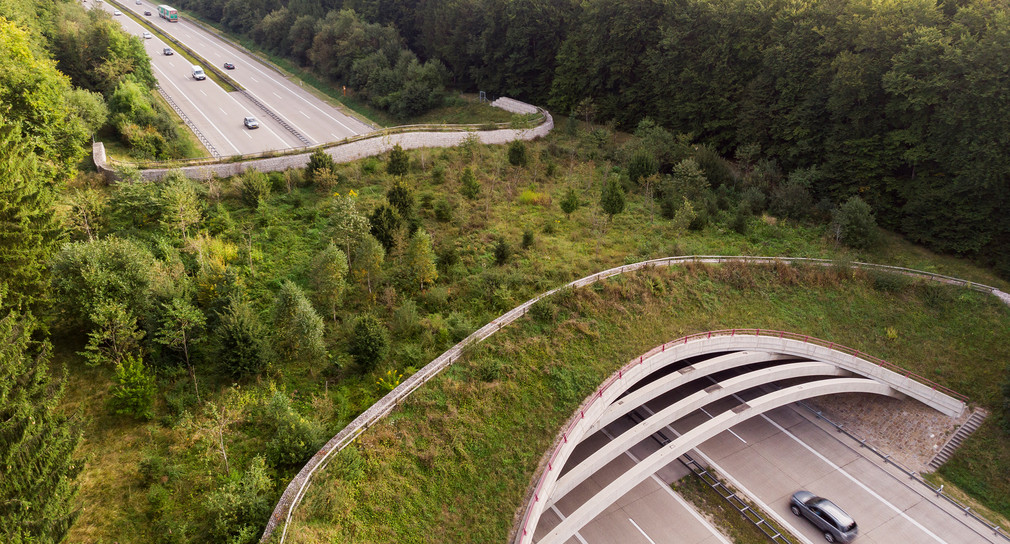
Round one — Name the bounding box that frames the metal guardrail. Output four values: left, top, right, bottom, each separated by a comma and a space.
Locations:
680, 454, 794, 544
626, 408, 793, 544
795, 400, 1010, 542
157, 87, 220, 159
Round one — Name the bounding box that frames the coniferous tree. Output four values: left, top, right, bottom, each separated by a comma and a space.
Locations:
387, 144, 409, 176
0, 304, 83, 544
272, 281, 327, 364
215, 297, 274, 378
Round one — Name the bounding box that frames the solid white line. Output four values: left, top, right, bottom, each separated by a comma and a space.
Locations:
148, 64, 241, 155
549, 505, 589, 544
628, 518, 657, 544
700, 407, 747, 443
602, 428, 732, 544
637, 405, 815, 544
760, 413, 948, 544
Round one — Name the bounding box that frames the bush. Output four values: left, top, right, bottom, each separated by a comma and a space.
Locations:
108, 354, 157, 420
239, 169, 271, 207
459, 167, 480, 199
627, 150, 658, 185
387, 144, 409, 176
205, 456, 273, 544
507, 140, 529, 167
431, 163, 446, 184
831, 196, 879, 249
272, 281, 327, 364
258, 392, 324, 468
434, 198, 453, 222
518, 185, 550, 206
305, 150, 335, 183
349, 314, 389, 372
493, 237, 512, 265
739, 186, 767, 214
215, 298, 274, 378
521, 229, 535, 249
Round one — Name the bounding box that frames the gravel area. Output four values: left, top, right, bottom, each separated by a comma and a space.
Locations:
806, 392, 973, 474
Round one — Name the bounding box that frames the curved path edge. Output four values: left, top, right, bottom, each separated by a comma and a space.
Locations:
260, 255, 1007, 544
94, 106, 552, 182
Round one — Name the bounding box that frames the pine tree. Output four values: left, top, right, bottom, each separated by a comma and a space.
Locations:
214, 297, 274, 378
600, 176, 626, 223
0, 304, 83, 543
272, 281, 327, 364
560, 187, 581, 219
387, 144, 409, 176
0, 122, 62, 315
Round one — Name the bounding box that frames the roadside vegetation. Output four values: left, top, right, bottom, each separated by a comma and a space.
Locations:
285, 264, 1010, 543
674, 471, 799, 544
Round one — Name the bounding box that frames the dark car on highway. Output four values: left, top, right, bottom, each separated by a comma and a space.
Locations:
223, 62, 235, 70
144, 10, 151, 15
790, 491, 858, 543
163, 47, 173, 55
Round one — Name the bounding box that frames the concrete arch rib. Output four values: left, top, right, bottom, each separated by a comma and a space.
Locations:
548, 361, 848, 505
537, 378, 898, 544
586, 350, 791, 435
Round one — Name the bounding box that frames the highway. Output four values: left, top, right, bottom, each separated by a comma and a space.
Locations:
536, 393, 999, 544
89, 0, 373, 157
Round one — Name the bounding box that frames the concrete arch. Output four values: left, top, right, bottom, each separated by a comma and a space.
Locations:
536, 379, 898, 544
548, 361, 848, 504
516, 334, 968, 544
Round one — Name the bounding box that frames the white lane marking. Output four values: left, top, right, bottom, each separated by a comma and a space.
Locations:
628, 518, 658, 544
148, 63, 241, 155
760, 413, 948, 544
220, 107, 227, 115
249, 76, 258, 83
637, 405, 814, 544
602, 428, 732, 544
200, 89, 207, 96
273, 92, 283, 99
548, 505, 589, 544
195, 36, 366, 135
300, 110, 310, 118
699, 407, 747, 443
244, 131, 252, 139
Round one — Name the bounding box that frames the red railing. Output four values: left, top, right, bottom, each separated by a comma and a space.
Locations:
517, 328, 969, 542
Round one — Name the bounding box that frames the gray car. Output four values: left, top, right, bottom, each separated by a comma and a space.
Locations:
790, 491, 858, 543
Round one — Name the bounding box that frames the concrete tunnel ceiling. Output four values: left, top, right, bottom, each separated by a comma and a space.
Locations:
515, 331, 968, 544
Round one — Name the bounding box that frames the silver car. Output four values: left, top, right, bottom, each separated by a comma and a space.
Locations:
790, 491, 858, 543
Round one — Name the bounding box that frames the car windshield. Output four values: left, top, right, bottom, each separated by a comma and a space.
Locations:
812, 499, 856, 531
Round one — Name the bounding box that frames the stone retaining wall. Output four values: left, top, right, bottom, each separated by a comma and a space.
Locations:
94, 105, 553, 182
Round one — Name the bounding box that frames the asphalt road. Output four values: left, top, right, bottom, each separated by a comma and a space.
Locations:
536, 391, 999, 544
89, 0, 373, 157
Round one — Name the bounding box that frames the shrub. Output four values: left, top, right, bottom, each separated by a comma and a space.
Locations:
205, 456, 272, 544
627, 150, 658, 185
507, 140, 528, 167
369, 203, 401, 251
434, 198, 453, 222
272, 281, 327, 364
431, 162, 446, 184
108, 354, 157, 420
387, 144, 409, 176
215, 298, 274, 378
518, 185, 550, 206
521, 229, 535, 249
560, 187, 580, 219
305, 149, 335, 182
831, 196, 879, 249
257, 392, 324, 468
739, 186, 767, 214
239, 169, 271, 207
493, 237, 512, 266
349, 314, 389, 372
459, 167, 480, 199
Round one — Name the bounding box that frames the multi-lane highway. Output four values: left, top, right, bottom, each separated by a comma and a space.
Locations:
89, 0, 374, 157
536, 392, 999, 544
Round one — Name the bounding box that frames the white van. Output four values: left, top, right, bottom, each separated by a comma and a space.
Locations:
192, 65, 206, 80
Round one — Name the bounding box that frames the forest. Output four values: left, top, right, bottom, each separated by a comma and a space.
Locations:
2, 0, 1010, 542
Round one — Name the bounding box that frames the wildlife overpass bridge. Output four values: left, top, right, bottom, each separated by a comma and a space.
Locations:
515, 330, 968, 544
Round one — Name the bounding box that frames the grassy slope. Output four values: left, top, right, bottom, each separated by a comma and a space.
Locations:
57, 128, 1010, 543
286, 265, 1010, 543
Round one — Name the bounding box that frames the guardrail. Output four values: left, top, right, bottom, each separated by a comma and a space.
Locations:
261, 255, 1006, 544
157, 87, 220, 159
795, 400, 1009, 542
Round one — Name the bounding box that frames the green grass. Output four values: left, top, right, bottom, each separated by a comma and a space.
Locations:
674, 471, 798, 544
58, 130, 1010, 543
284, 265, 1010, 543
